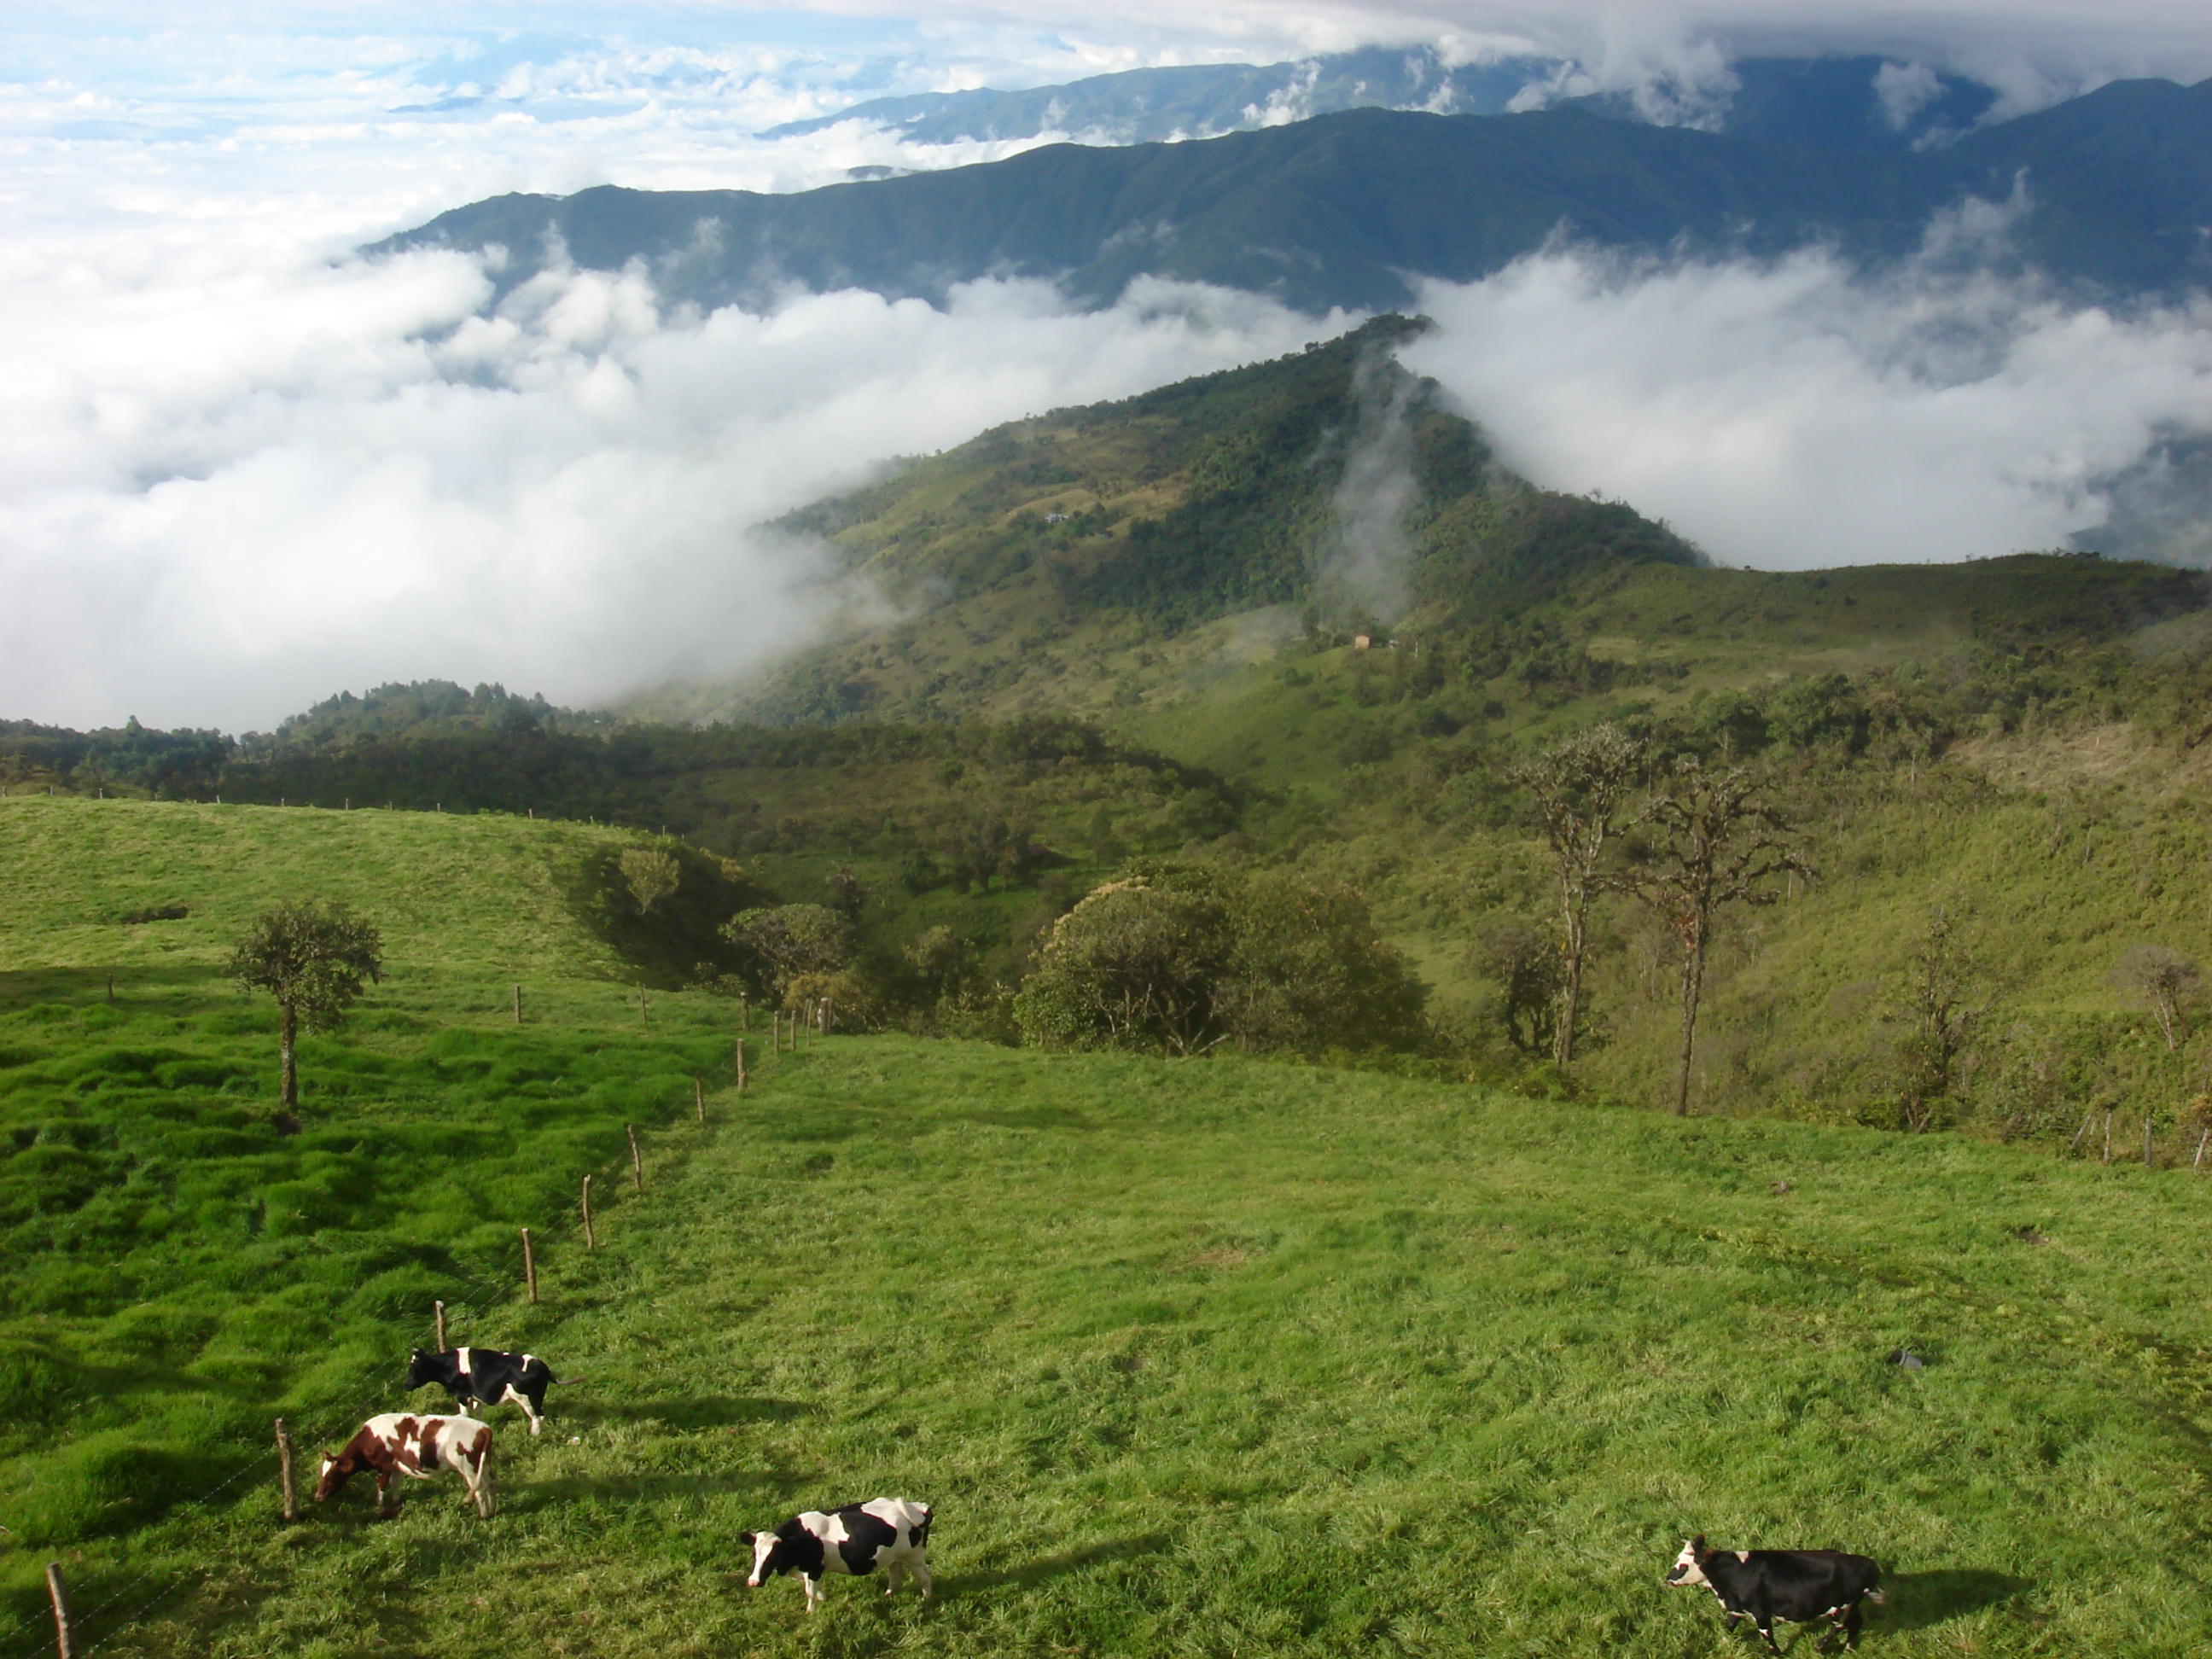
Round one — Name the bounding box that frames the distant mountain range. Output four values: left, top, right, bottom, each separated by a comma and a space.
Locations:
762, 48, 2000, 154
375, 74, 2212, 316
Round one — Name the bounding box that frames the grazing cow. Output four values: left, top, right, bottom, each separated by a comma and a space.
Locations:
742, 1499, 934, 1613
1665, 1535, 1884, 1653
405, 1346, 563, 1436
315, 1413, 495, 1519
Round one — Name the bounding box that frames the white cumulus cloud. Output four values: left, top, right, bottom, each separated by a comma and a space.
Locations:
1402, 242, 2212, 572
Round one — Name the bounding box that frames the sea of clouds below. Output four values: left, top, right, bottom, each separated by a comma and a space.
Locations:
4, 12, 2212, 731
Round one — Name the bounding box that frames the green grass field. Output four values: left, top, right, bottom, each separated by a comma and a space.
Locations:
5, 800, 2211, 1656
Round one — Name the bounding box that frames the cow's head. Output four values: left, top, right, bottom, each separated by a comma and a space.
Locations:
741, 1529, 786, 1586
1664, 1537, 1711, 1588
405, 1349, 439, 1389
313, 1450, 352, 1503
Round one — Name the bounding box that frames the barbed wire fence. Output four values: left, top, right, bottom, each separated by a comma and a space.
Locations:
5, 1010, 775, 1658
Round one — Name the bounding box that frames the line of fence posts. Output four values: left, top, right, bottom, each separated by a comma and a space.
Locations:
253, 993, 770, 1553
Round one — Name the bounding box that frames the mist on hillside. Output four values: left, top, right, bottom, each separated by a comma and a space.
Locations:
3, 191, 2210, 730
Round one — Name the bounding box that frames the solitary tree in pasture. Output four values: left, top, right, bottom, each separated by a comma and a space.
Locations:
2110, 944, 2201, 1051
1622, 756, 1812, 1115
618, 845, 682, 916
229, 899, 384, 1115
1511, 721, 1644, 1064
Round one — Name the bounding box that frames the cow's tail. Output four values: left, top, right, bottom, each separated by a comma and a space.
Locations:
1866, 1587, 1888, 1605
546, 1372, 581, 1386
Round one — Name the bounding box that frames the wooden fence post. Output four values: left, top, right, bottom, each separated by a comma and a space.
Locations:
276, 1417, 298, 1522
2145, 1113, 2157, 1168
434, 1300, 446, 1352
581, 1175, 597, 1250
513, 984, 522, 1025
628, 1124, 645, 1193
694, 1074, 705, 1124
637, 983, 649, 1025
46, 1563, 76, 1659
736, 1039, 747, 1095
2069, 1112, 2095, 1156
2195, 1126, 2209, 1169
521, 1228, 538, 1304
740, 993, 749, 1032
2103, 1109, 2115, 1164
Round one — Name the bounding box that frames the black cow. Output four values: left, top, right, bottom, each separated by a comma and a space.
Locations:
742, 1499, 934, 1613
1666, 1535, 1885, 1652
405, 1346, 563, 1437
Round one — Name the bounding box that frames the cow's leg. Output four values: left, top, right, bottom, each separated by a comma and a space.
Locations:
1841, 1600, 1863, 1650
469, 1459, 496, 1521
802, 1575, 824, 1613
375, 1473, 399, 1516
882, 1558, 906, 1598
911, 1555, 932, 1598
502, 1382, 544, 1436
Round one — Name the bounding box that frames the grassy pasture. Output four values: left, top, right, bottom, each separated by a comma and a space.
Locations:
9, 1037, 2209, 1656
4, 796, 2210, 1656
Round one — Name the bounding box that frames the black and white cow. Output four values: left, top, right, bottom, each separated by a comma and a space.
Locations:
742, 1499, 934, 1613
1665, 1535, 1885, 1653
405, 1347, 563, 1436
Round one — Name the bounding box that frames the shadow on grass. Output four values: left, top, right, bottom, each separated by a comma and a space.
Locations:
1881, 1568, 2030, 1632
949, 1533, 1173, 1598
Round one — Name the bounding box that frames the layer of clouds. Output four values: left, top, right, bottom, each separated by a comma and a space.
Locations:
1402, 238, 2212, 573
5, 4, 2212, 732
0, 228, 1329, 731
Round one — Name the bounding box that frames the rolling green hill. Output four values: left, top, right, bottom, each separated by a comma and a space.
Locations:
8, 1014, 2211, 1656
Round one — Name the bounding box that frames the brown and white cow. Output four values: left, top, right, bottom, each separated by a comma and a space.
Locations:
315, 1413, 495, 1519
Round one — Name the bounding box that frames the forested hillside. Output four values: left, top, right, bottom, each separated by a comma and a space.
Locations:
379, 77, 2212, 313
11, 329, 2212, 1150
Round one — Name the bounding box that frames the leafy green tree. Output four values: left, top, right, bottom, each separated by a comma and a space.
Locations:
228, 900, 383, 1115
1014, 864, 1423, 1057
720, 904, 853, 1001
1013, 874, 1232, 1054
1217, 870, 1426, 1053
618, 845, 682, 916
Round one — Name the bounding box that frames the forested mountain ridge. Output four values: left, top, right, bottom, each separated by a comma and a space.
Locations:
658, 314, 1695, 728
376, 78, 2212, 315
762, 48, 1999, 154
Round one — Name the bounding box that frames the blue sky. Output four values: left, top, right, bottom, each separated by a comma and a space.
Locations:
3, 3, 2210, 730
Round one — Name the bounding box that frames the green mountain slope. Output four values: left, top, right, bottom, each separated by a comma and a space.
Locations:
380, 81, 2212, 314
649, 316, 1696, 727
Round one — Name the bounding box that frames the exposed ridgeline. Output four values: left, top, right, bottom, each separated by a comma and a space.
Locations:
657, 316, 1697, 727
375, 79, 2212, 314
760, 49, 1997, 152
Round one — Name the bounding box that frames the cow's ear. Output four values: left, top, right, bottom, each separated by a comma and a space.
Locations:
1691, 1534, 1706, 1554
739, 1533, 754, 1545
